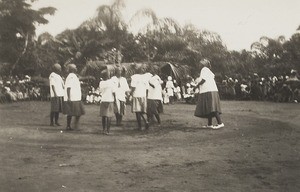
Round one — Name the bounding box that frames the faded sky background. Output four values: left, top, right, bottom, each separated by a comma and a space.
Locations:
32, 0, 300, 51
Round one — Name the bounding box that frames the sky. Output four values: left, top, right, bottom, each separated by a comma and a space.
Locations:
32, 0, 300, 51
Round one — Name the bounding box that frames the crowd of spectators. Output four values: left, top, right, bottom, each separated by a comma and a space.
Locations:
1, 69, 299, 104
218, 70, 300, 103
181, 69, 300, 103
0, 75, 48, 103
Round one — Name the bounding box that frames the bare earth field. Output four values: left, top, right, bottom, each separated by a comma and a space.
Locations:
0, 101, 299, 192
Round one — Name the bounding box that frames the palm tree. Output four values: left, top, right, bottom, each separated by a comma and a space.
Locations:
129, 9, 182, 62
34, 32, 61, 73
89, 0, 128, 51
94, 0, 126, 32
129, 8, 181, 37
0, 0, 56, 75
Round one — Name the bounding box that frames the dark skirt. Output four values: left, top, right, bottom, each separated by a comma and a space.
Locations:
50, 97, 63, 112
100, 102, 114, 117
194, 91, 222, 118
132, 97, 147, 113
63, 101, 85, 116
114, 100, 126, 115
147, 99, 163, 116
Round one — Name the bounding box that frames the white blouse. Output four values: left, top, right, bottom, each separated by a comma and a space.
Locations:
131, 74, 149, 98
99, 79, 116, 102
111, 76, 130, 102
49, 72, 64, 97
196, 67, 218, 94
64, 73, 82, 101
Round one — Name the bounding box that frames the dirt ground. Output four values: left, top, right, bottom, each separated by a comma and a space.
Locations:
0, 100, 299, 192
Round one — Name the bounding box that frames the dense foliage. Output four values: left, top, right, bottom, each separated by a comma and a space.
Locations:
0, 0, 299, 78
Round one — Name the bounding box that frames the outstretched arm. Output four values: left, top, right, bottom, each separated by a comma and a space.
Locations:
196, 79, 206, 87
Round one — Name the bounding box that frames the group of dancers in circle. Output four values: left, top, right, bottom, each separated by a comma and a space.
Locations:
49, 59, 224, 135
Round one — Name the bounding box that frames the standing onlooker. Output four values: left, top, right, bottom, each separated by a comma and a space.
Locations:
111, 67, 130, 126
99, 75, 116, 135
162, 87, 169, 104
130, 73, 150, 130
165, 76, 175, 104
147, 74, 163, 125
194, 59, 224, 129
63, 64, 85, 130
49, 63, 64, 126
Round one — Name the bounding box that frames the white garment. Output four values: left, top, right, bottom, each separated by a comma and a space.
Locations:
240, 84, 248, 93
174, 86, 181, 94
99, 79, 116, 102
174, 86, 182, 99
162, 89, 169, 104
165, 80, 175, 96
148, 75, 163, 101
197, 67, 218, 94
64, 73, 82, 101
111, 76, 130, 102
49, 72, 64, 97
131, 74, 149, 97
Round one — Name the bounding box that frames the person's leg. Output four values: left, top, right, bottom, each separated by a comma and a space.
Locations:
154, 114, 161, 124
66, 115, 72, 130
215, 112, 222, 124
54, 112, 60, 126
208, 116, 213, 126
140, 113, 149, 129
213, 112, 224, 129
102, 116, 106, 133
136, 113, 142, 130
74, 116, 80, 129
118, 101, 124, 125
115, 113, 119, 126
116, 113, 123, 126
119, 115, 123, 125
147, 113, 153, 124
107, 117, 111, 134
50, 112, 55, 126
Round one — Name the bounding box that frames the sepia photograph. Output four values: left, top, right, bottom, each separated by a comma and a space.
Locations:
0, 0, 299, 191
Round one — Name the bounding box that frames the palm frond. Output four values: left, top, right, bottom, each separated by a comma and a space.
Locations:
38, 7, 56, 16
111, 0, 126, 11
129, 8, 158, 27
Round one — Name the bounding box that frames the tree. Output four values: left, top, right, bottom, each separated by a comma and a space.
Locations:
130, 8, 182, 37
129, 8, 183, 62
248, 35, 300, 75
0, 0, 56, 75
93, 0, 127, 49
33, 32, 62, 75
284, 33, 300, 72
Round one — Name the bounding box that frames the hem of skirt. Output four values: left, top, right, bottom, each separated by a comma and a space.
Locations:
194, 111, 222, 118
